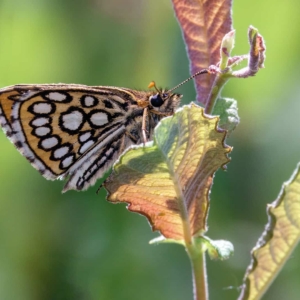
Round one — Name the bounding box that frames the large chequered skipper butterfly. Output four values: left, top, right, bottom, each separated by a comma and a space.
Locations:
0, 70, 208, 192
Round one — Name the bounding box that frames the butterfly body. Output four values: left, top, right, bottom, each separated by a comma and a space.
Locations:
0, 84, 181, 191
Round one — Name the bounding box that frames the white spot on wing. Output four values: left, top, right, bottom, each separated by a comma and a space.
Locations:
79, 140, 94, 154
62, 110, 83, 130
79, 131, 92, 143
31, 117, 50, 127
99, 156, 107, 164
33, 103, 53, 114
90, 112, 108, 126
53, 146, 69, 159
41, 136, 59, 149
105, 148, 113, 157
83, 96, 96, 107
46, 92, 67, 102
6, 102, 57, 180
34, 126, 51, 137
61, 155, 74, 168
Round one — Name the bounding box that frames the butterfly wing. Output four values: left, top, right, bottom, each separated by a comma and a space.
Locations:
0, 84, 143, 191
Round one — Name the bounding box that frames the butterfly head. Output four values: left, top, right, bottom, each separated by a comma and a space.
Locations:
149, 91, 181, 115
147, 67, 210, 115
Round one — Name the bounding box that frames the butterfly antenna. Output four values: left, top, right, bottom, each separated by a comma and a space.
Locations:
167, 68, 210, 93
148, 81, 160, 93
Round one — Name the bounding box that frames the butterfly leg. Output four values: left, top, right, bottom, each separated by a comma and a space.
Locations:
125, 131, 138, 143
142, 107, 148, 144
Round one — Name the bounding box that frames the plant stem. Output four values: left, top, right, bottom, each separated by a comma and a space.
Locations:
204, 74, 229, 115
186, 240, 208, 300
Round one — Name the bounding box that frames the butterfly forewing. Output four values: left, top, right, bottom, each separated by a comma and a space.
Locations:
0, 84, 181, 192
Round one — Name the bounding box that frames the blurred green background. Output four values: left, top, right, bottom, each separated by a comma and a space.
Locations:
0, 0, 299, 299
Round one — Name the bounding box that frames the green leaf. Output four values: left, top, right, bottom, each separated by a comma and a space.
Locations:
104, 104, 231, 240
220, 30, 235, 70
212, 97, 240, 133
239, 163, 300, 300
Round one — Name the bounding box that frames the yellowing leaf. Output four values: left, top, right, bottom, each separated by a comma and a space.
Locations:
104, 104, 231, 240
172, 0, 233, 104
239, 164, 300, 300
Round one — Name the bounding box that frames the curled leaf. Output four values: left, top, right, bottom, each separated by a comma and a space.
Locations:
239, 164, 300, 300
104, 104, 231, 240
172, 0, 233, 105
232, 26, 266, 78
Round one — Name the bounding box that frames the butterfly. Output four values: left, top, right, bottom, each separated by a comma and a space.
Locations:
0, 70, 208, 192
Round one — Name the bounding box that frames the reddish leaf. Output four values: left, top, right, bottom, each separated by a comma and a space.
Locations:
172, 0, 232, 105
104, 105, 231, 240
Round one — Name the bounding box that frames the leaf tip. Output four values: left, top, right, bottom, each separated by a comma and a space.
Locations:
220, 30, 236, 69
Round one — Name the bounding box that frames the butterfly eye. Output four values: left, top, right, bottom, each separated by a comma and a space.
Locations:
150, 94, 164, 107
